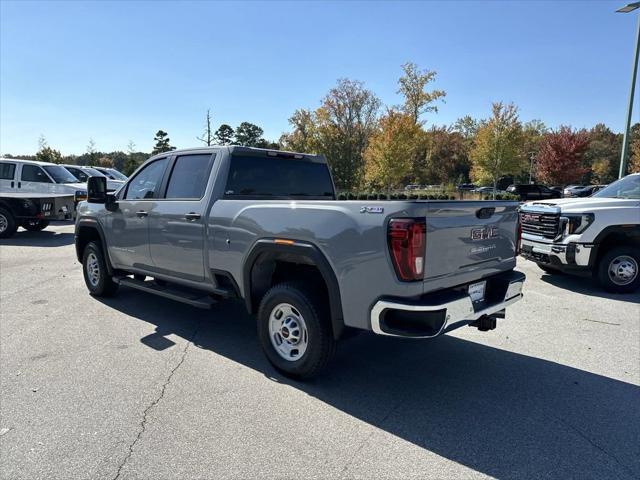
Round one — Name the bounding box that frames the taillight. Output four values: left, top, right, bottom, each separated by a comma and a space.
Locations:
516, 216, 522, 254
388, 218, 426, 281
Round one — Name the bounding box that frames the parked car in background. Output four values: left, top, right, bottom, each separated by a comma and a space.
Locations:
62, 165, 125, 192
506, 184, 562, 202
0, 158, 87, 197
75, 146, 525, 378
405, 184, 422, 191
475, 186, 504, 195
563, 185, 586, 197
456, 183, 477, 191
94, 167, 128, 181
519, 173, 640, 293
565, 184, 608, 198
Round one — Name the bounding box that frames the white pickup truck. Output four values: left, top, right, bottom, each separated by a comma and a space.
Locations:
519, 173, 640, 293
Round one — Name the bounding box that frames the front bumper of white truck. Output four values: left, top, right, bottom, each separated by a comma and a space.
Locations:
370, 270, 525, 338
520, 237, 596, 269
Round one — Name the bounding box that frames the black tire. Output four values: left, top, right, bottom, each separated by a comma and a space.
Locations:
0, 207, 17, 239
537, 263, 563, 274
597, 246, 640, 294
22, 220, 49, 232
257, 282, 336, 379
82, 241, 119, 297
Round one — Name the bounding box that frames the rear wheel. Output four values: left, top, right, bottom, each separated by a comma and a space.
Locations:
22, 220, 49, 232
0, 207, 17, 239
597, 246, 640, 293
82, 241, 119, 296
257, 283, 336, 379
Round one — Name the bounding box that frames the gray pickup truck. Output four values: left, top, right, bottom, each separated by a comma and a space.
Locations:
75, 146, 525, 378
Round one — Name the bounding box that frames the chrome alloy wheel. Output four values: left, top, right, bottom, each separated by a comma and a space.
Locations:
86, 252, 101, 287
0, 213, 7, 233
608, 255, 638, 286
268, 303, 309, 361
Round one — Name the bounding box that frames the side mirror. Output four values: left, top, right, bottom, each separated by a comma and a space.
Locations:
87, 176, 107, 203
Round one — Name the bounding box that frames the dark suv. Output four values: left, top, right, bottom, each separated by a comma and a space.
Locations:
506, 184, 562, 202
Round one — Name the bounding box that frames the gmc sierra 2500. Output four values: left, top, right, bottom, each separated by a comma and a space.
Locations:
75, 146, 525, 378
520, 173, 640, 293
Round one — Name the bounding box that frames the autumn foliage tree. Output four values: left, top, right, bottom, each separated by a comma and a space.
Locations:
364, 110, 421, 190
470, 102, 524, 196
535, 126, 590, 185
417, 127, 470, 185
397, 62, 446, 125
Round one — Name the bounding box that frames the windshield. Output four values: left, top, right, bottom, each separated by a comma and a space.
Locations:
593, 175, 640, 199
108, 169, 128, 180
43, 165, 79, 184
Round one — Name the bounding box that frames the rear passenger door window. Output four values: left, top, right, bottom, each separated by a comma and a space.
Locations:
165, 154, 214, 199
124, 158, 168, 200
21, 165, 52, 183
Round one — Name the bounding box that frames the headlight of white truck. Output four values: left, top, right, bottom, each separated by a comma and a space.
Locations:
561, 213, 594, 236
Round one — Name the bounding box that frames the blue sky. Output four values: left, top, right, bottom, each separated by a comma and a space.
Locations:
1, 0, 639, 155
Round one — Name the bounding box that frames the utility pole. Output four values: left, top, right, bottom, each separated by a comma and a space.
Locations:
617, 2, 640, 178
528, 152, 535, 184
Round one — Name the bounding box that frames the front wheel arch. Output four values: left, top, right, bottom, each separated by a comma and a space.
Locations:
75, 220, 113, 275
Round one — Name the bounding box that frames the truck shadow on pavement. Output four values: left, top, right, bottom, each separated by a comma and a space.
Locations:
540, 272, 640, 304
0, 230, 75, 247
98, 291, 640, 480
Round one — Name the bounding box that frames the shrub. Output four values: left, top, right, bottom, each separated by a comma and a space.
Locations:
377, 193, 387, 200
337, 193, 347, 200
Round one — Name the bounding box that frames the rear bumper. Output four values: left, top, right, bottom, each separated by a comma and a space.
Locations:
370, 270, 525, 338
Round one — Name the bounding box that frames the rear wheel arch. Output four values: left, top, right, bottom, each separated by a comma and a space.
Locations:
243, 239, 345, 339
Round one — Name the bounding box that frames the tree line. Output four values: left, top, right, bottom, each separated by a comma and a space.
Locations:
5, 61, 639, 185
279, 63, 640, 191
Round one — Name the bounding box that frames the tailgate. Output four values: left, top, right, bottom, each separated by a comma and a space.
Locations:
423, 201, 519, 284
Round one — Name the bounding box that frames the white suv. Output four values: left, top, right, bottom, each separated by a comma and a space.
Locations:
519, 173, 640, 293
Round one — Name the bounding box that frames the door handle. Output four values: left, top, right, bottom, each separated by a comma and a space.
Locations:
185, 212, 201, 221
18, 182, 21, 188
10, 181, 14, 188
136, 210, 148, 218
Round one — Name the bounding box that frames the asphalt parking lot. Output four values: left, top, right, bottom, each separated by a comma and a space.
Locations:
1, 223, 638, 480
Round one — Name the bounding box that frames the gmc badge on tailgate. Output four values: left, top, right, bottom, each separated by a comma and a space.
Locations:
471, 226, 498, 240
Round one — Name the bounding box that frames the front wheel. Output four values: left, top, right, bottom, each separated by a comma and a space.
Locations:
82, 241, 119, 297
22, 220, 49, 232
257, 283, 336, 379
597, 247, 640, 293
